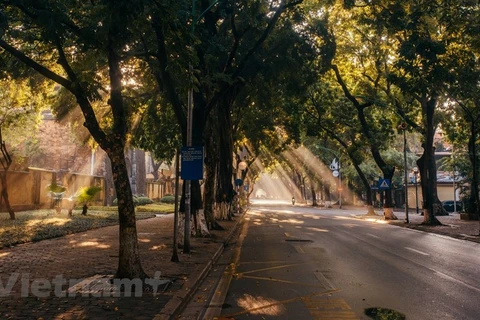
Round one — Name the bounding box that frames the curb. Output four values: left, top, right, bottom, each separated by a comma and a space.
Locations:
154, 211, 246, 320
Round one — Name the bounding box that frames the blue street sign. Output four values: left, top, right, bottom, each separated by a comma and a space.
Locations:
181, 146, 204, 180
378, 178, 391, 190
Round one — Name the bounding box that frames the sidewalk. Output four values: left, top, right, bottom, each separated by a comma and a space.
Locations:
1, 207, 478, 320
0, 213, 240, 320
355, 207, 480, 243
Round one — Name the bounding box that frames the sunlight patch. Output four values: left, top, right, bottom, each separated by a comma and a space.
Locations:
27, 217, 71, 227
306, 227, 329, 232
77, 241, 110, 248
150, 244, 167, 250
236, 293, 286, 316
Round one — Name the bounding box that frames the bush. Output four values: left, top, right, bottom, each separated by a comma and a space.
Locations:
135, 196, 153, 206
112, 194, 153, 206
75, 186, 102, 204
160, 195, 175, 204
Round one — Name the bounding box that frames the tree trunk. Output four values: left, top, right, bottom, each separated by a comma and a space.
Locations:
204, 130, 223, 230
150, 157, 161, 181
108, 147, 147, 280
135, 149, 146, 195
81, 204, 88, 215
468, 123, 480, 215
0, 171, 15, 220
104, 155, 115, 206
215, 95, 235, 215
310, 181, 317, 206
419, 96, 442, 225
382, 166, 398, 220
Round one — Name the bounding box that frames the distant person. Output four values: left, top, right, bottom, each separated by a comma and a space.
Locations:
292, 197, 295, 205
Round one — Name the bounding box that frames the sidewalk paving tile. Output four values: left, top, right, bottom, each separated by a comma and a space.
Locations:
0, 214, 238, 320
1, 206, 479, 320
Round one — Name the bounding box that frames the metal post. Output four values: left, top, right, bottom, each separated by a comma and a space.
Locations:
183, 86, 193, 253
404, 129, 409, 223
453, 145, 457, 213
338, 159, 342, 209
414, 172, 419, 214
172, 149, 180, 262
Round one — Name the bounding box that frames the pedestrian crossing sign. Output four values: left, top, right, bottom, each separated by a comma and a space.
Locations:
378, 178, 391, 190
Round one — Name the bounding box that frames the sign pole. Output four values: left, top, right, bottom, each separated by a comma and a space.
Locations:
171, 149, 180, 262
184, 87, 193, 254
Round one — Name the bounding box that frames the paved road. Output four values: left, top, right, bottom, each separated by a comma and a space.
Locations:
216, 202, 480, 319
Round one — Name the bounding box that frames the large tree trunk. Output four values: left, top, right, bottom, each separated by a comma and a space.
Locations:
204, 129, 223, 230
104, 156, 115, 206
215, 95, 235, 216
382, 168, 397, 220
468, 123, 480, 215
419, 96, 442, 225
108, 146, 147, 280
0, 171, 15, 220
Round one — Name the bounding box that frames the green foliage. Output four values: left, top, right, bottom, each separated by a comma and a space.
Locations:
364, 307, 405, 320
0, 210, 155, 249
46, 182, 67, 205
135, 196, 154, 206
112, 194, 153, 206
75, 186, 102, 205
159, 195, 175, 204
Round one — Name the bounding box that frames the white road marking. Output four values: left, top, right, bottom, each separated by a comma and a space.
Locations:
404, 247, 430, 256
294, 245, 305, 254
433, 269, 480, 293
367, 233, 380, 239
313, 272, 336, 291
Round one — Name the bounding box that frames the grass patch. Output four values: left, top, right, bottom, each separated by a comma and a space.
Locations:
365, 308, 406, 320
0, 206, 169, 249
136, 203, 174, 213
74, 203, 174, 214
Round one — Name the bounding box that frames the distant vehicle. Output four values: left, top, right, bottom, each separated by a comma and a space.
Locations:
442, 200, 463, 213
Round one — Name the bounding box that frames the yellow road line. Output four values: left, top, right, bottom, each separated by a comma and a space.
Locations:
235, 262, 309, 275
304, 297, 358, 320
238, 274, 330, 288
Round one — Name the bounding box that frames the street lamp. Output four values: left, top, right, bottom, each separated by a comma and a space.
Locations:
413, 167, 419, 214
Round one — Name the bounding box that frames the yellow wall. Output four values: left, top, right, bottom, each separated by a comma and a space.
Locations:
407, 183, 456, 209
0, 168, 105, 211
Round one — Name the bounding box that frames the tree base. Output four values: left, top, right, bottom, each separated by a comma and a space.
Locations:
421, 219, 442, 226
365, 205, 377, 216
383, 208, 398, 220
422, 209, 442, 225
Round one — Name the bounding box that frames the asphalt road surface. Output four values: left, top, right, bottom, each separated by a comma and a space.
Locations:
215, 200, 480, 320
